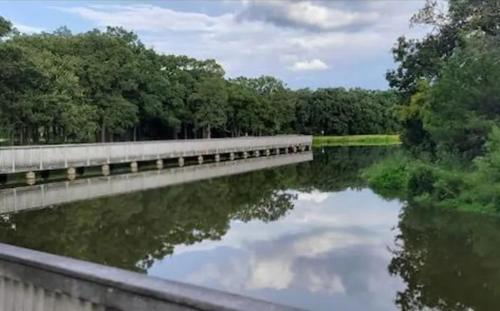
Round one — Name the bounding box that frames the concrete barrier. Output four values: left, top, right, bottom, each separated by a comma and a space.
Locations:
0, 243, 303, 311
0, 152, 313, 215
0, 136, 312, 174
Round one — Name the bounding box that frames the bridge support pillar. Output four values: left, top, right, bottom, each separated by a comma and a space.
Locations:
215, 154, 220, 162
198, 155, 204, 165
254, 150, 260, 157
102, 164, 110, 176
130, 161, 138, 173
275, 148, 280, 155
178, 157, 184, 167
67, 167, 76, 181
156, 159, 163, 170
229, 152, 235, 161
265, 149, 270, 157
243, 151, 248, 159
26, 171, 36, 185
292, 146, 297, 153
284, 147, 289, 154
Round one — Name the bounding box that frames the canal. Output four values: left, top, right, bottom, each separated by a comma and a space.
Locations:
0, 146, 498, 310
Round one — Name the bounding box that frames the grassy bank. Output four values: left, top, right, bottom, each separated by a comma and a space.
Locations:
362, 135, 500, 214
313, 135, 401, 147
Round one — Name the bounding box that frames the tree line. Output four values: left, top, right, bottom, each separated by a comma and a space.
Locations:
0, 16, 399, 145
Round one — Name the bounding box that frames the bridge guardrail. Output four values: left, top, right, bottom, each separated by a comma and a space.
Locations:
0, 136, 312, 174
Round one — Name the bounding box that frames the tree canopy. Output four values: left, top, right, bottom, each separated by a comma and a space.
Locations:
364, 0, 500, 214
0, 16, 399, 145
388, 0, 500, 156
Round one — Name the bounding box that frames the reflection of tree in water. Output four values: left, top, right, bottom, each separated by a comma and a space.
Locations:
0, 171, 296, 272
0, 146, 393, 273
295, 146, 396, 192
390, 206, 500, 310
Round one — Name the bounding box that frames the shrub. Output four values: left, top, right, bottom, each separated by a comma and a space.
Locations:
407, 165, 435, 198
363, 153, 410, 199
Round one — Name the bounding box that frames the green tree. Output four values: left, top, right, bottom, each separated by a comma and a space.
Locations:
387, 0, 500, 152
189, 76, 228, 138
423, 36, 500, 158
0, 14, 401, 144
0, 16, 11, 37
227, 79, 261, 137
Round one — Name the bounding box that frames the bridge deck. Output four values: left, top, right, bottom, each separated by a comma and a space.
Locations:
0, 136, 312, 174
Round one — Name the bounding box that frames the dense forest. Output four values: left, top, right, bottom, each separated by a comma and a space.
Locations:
0, 16, 399, 145
364, 0, 500, 213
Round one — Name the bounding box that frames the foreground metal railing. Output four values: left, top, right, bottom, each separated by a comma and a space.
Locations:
0, 243, 302, 311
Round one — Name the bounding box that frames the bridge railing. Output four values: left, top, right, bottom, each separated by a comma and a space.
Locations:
0, 135, 312, 174
0, 243, 302, 311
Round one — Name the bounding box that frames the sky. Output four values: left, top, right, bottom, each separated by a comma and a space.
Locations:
0, 0, 432, 90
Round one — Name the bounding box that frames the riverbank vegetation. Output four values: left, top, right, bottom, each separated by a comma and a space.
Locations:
0, 16, 399, 145
364, 0, 500, 213
313, 135, 400, 147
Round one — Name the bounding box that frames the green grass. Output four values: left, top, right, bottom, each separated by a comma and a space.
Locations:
313, 134, 401, 147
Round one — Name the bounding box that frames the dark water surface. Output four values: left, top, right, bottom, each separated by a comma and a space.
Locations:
0, 147, 499, 310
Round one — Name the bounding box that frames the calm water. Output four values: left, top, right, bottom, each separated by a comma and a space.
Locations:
1, 147, 499, 310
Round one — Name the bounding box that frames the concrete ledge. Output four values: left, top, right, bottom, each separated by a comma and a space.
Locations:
0, 243, 303, 311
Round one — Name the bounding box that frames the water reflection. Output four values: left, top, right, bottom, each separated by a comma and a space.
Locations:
0, 153, 312, 214
390, 206, 500, 310
151, 188, 403, 310
0, 147, 402, 310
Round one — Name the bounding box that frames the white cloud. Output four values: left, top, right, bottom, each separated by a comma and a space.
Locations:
239, 1, 380, 32
60, 5, 235, 33
289, 59, 329, 72
57, 1, 431, 88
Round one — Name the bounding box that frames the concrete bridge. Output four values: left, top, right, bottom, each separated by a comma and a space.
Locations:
0, 135, 312, 184
0, 152, 312, 215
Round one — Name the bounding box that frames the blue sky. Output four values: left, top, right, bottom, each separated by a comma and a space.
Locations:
0, 1, 431, 89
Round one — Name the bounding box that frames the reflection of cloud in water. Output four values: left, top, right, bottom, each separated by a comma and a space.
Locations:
248, 257, 294, 290
296, 190, 329, 203
245, 229, 371, 293
292, 231, 378, 257
149, 188, 403, 311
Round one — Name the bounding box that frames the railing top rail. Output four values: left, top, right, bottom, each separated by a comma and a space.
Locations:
0, 242, 302, 311
0, 135, 312, 150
